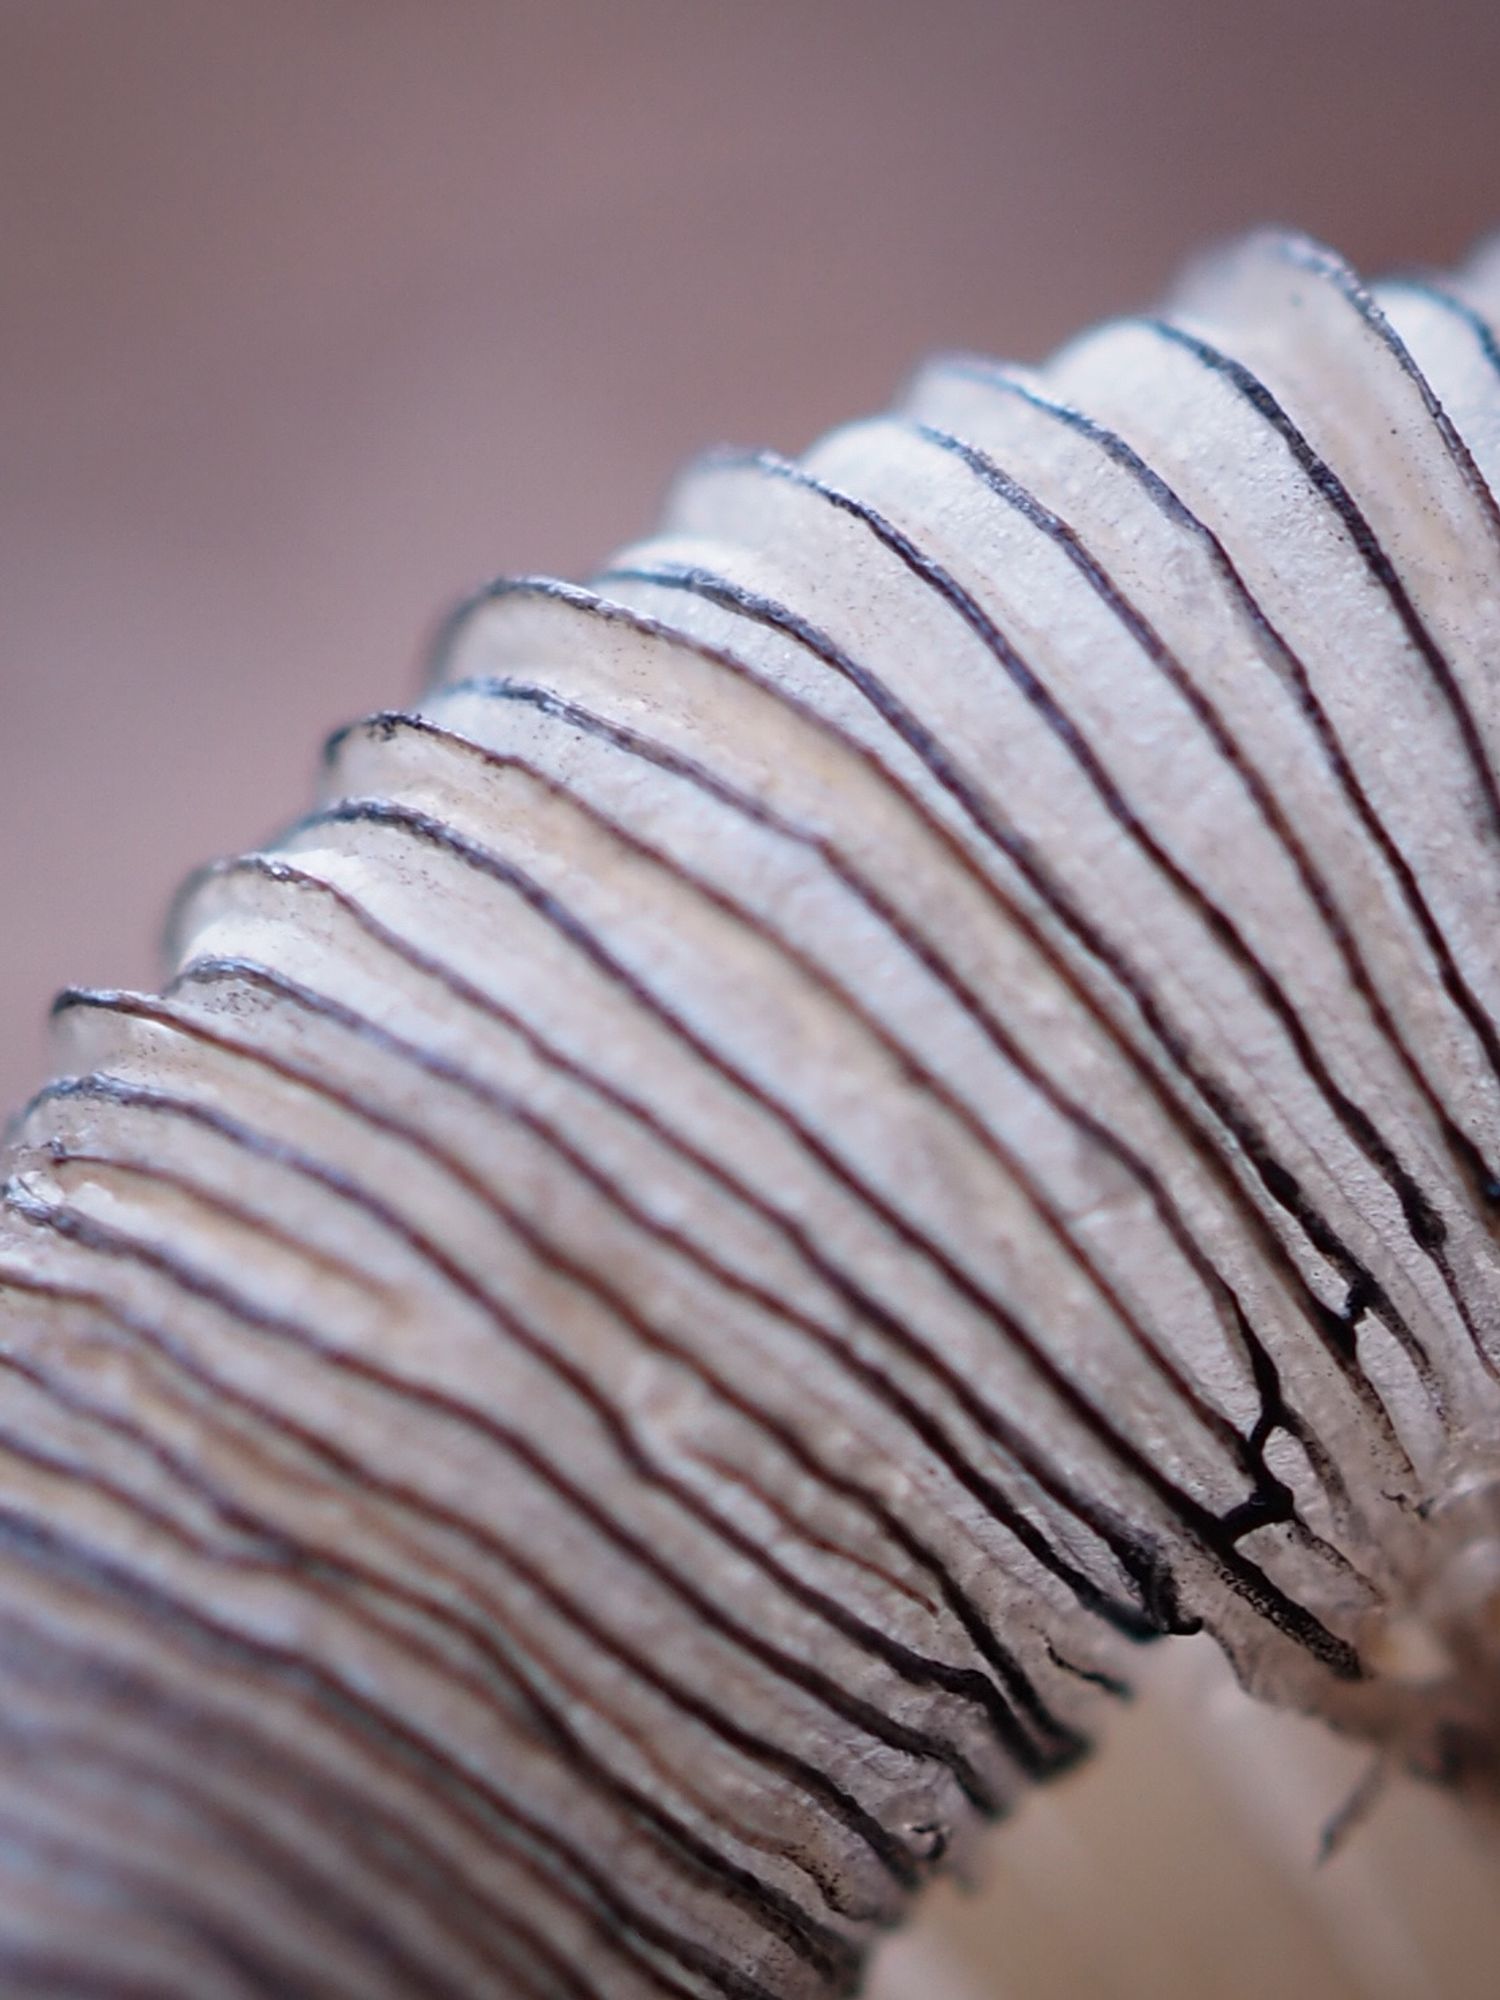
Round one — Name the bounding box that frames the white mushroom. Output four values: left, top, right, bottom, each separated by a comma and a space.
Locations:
2, 228, 1500, 1997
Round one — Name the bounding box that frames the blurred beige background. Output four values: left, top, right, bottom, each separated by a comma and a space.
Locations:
5, 5, 1500, 1994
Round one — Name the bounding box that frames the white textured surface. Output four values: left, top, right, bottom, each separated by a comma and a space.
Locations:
2, 231, 1500, 1994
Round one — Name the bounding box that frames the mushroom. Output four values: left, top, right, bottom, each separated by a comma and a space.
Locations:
3, 227, 1500, 1998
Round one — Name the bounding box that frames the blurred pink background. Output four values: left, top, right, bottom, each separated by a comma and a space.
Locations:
5, 0, 1500, 1111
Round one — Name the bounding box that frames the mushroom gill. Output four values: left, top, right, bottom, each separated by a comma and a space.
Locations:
3, 229, 1500, 1997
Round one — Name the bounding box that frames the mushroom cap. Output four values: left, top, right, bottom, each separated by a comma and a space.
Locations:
4, 228, 1500, 1996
